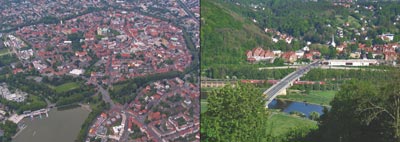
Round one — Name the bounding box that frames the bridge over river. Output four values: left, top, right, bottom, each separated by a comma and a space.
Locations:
8, 109, 50, 124
263, 61, 320, 107
201, 61, 320, 107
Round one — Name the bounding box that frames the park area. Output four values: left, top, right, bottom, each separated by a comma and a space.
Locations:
48, 82, 80, 93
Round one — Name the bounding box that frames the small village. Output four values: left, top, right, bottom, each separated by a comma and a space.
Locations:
248, 26, 399, 66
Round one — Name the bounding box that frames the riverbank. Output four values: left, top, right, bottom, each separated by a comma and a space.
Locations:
277, 90, 336, 106
276, 98, 331, 108
11, 123, 26, 139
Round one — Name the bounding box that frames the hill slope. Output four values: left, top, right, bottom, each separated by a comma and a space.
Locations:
200, 0, 273, 69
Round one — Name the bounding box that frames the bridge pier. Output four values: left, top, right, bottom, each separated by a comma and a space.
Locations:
278, 89, 287, 95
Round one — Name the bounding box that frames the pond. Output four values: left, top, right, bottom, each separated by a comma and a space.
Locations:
268, 99, 326, 117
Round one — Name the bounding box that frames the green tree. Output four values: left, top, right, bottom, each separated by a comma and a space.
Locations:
201, 83, 270, 141
356, 75, 400, 141
0, 120, 18, 141
349, 44, 359, 52
310, 74, 400, 142
116, 53, 121, 59
309, 111, 320, 121
273, 58, 285, 66
367, 52, 373, 59
312, 80, 382, 142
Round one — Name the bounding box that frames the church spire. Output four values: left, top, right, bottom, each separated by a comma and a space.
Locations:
331, 34, 336, 47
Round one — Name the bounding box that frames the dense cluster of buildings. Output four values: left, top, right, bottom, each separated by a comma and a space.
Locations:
246, 47, 321, 63
10, 9, 192, 84
333, 41, 399, 64
3, 35, 27, 50
0, 0, 106, 30
128, 77, 199, 141
247, 36, 399, 65
88, 77, 199, 141
88, 110, 127, 141
0, 1, 200, 141
0, 83, 27, 103
106, 0, 200, 49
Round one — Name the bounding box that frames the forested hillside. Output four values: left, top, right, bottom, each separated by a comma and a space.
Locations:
201, 0, 400, 73
201, 0, 273, 69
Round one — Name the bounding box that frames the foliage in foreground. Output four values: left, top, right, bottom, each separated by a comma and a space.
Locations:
0, 120, 17, 142
305, 76, 400, 142
201, 83, 270, 141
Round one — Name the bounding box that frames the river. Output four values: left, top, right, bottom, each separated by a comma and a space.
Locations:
13, 107, 90, 142
268, 99, 326, 117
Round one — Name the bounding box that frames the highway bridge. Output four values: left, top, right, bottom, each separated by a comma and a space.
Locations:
263, 61, 320, 108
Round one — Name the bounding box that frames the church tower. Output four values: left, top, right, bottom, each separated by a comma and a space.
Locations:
331, 34, 336, 47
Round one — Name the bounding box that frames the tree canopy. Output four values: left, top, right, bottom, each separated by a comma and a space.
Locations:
201, 83, 270, 141
306, 73, 400, 142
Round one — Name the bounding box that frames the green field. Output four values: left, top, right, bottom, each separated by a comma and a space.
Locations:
53, 82, 80, 93
201, 99, 208, 113
200, 87, 220, 92
277, 90, 337, 106
266, 113, 317, 136
17, 95, 47, 112
112, 84, 126, 92
0, 48, 10, 56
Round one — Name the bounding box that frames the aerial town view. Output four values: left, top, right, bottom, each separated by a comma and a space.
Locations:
0, 0, 199, 142
1, 0, 400, 142
201, 0, 400, 142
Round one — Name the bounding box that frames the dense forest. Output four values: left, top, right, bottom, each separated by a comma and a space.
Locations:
204, 65, 295, 79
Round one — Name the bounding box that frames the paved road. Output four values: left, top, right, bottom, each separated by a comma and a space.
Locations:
80, 76, 115, 107
119, 112, 130, 142
177, 0, 198, 24
264, 61, 320, 105
259, 65, 386, 71
258, 66, 303, 70
318, 65, 386, 71
98, 84, 115, 107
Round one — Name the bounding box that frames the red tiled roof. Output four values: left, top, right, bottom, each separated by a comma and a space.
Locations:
149, 112, 161, 120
